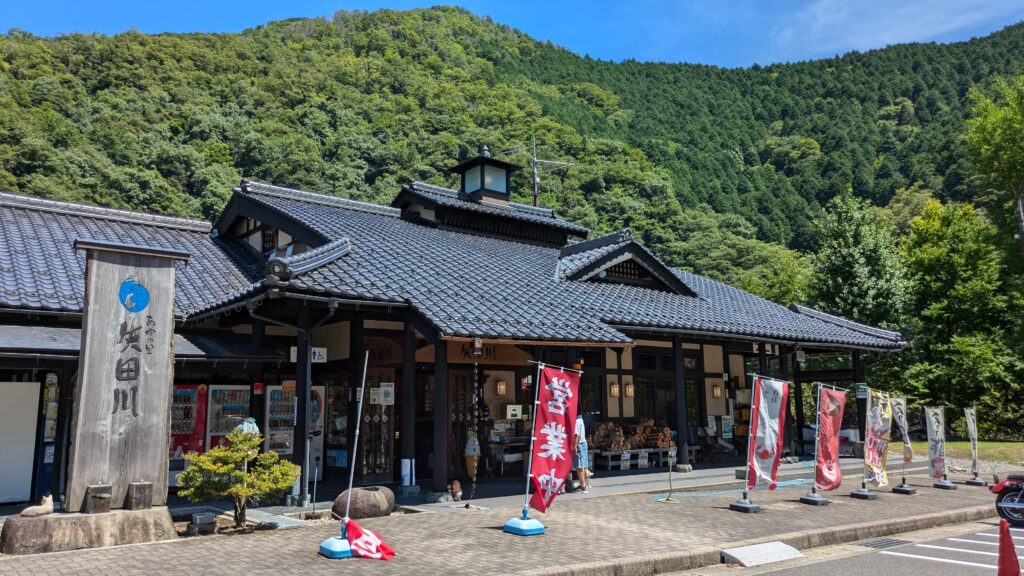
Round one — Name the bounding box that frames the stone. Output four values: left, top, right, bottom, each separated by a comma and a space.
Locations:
0, 507, 176, 555
675, 464, 694, 473
83, 485, 112, 514
332, 486, 395, 519
125, 482, 153, 510
425, 491, 454, 504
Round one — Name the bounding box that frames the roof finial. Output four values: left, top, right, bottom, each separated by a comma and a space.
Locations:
480, 145, 491, 158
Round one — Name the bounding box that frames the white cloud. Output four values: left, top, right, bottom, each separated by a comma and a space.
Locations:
772, 0, 1024, 61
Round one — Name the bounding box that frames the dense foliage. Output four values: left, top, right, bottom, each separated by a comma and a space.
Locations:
3, 8, 1024, 432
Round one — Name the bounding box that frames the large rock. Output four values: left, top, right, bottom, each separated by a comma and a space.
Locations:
0, 507, 176, 555
332, 486, 395, 519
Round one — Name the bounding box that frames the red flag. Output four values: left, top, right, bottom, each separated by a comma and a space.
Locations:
746, 376, 789, 491
346, 519, 396, 560
999, 519, 1022, 576
528, 365, 581, 513
814, 388, 846, 491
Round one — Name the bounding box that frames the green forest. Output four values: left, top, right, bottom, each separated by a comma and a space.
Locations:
2, 7, 1024, 433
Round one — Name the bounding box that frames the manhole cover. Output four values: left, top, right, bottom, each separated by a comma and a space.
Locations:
858, 538, 910, 549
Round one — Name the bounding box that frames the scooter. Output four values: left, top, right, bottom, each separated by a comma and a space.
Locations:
991, 473, 1024, 527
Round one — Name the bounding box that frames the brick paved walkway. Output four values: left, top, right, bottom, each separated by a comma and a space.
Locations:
0, 471, 993, 576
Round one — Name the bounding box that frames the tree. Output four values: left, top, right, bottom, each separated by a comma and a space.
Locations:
177, 428, 300, 528
810, 190, 905, 327
900, 200, 1011, 421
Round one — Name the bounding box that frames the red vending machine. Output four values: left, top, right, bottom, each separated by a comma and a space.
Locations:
169, 384, 208, 487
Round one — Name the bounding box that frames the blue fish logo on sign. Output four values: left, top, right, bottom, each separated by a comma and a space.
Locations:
118, 278, 150, 313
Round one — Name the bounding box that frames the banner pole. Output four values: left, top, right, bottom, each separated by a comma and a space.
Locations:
504, 362, 548, 535
966, 407, 986, 486
851, 386, 878, 500
800, 383, 829, 505
730, 374, 761, 513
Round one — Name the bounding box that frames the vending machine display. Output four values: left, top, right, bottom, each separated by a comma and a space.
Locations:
169, 385, 208, 487
265, 385, 297, 455
206, 385, 251, 449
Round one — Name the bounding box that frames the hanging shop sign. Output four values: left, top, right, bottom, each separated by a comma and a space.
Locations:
415, 343, 532, 366
290, 346, 327, 363
745, 375, 789, 492
863, 389, 892, 487
890, 397, 913, 462
815, 387, 846, 491
925, 406, 946, 480
65, 240, 189, 512
528, 365, 581, 513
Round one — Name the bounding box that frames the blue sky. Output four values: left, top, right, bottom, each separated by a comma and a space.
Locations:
3, 0, 1024, 67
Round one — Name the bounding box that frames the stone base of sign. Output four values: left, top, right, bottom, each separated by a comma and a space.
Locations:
934, 479, 958, 490
850, 487, 878, 500
729, 498, 760, 513
799, 492, 829, 506
83, 484, 112, 514
332, 486, 395, 519
675, 464, 693, 473
125, 482, 153, 510
892, 483, 917, 495
966, 477, 988, 487
0, 507, 176, 555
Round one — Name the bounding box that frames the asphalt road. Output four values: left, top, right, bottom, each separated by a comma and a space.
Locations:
675, 519, 1021, 575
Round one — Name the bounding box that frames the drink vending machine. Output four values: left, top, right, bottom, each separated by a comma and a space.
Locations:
206, 385, 251, 448
264, 383, 325, 480
169, 384, 207, 487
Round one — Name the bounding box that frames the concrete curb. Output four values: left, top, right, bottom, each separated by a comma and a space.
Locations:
519, 504, 994, 576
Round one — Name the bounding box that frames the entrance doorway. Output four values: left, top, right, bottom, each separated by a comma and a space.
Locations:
359, 368, 395, 484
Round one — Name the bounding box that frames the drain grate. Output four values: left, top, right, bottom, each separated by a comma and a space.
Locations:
858, 538, 910, 549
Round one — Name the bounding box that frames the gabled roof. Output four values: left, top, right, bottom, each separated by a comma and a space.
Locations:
392, 181, 589, 236
557, 229, 697, 296
0, 192, 264, 317
237, 184, 905, 350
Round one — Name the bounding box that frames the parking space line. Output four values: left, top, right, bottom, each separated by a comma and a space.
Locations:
879, 551, 995, 569
916, 544, 1010, 558
976, 532, 1024, 539
948, 538, 1000, 546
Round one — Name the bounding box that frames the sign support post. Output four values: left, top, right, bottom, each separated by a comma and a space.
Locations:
851, 386, 878, 500
504, 362, 546, 536
800, 383, 829, 506
892, 397, 916, 495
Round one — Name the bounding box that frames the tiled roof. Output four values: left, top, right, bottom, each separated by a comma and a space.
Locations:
0, 192, 264, 317
241, 185, 905, 350
395, 181, 590, 235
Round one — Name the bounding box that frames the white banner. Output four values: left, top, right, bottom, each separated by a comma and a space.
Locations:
890, 397, 913, 462
925, 406, 946, 480
746, 375, 789, 491
965, 406, 979, 475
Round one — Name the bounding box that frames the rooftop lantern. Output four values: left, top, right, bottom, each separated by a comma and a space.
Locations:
450, 145, 523, 204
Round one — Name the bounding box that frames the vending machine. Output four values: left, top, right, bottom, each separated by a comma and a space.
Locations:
264, 384, 326, 480
206, 385, 251, 449
169, 384, 208, 487
265, 384, 297, 455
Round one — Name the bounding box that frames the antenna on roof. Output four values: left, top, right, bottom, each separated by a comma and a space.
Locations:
529, 133, 573, 207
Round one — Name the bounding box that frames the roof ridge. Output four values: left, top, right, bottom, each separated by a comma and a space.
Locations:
788, 303, 904, 342
265, 238, 352, 280
0, 191, 211, 232
408, 180, 557, 217
559, 228, 631, 257
242, 180, 400, 218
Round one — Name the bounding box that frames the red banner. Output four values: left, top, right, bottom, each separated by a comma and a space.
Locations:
814, 388, 846, 491
346, 518, 396, 560
528, 365, 581, 513
746, 375, 789, 491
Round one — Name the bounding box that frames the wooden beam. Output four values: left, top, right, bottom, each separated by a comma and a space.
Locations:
432, 340, 449, 492
672, 334, 689, 466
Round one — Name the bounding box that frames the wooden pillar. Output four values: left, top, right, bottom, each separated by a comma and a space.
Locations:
432, 340, 449, 492
248, 318, 266, 424
401, 319, 416, 464
758, 342, 768, 376
779, 352, 796, 456
672, 335, 689, 466
54, 365, 75, 502
793, 356, 806, 456
295, 305, 312, 504
853, 351, 866, 441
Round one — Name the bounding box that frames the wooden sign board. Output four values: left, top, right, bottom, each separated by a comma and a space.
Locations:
65, 241, 188, 512
415, 343, 532, 365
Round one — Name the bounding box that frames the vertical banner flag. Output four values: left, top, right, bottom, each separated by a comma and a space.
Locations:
815, 387, 846, 491
529, 366, 581, 513
890, 397, 913, 463
925, 406, 946, 480
65, 241, 188, 512
965, 407, 979, 475
863, 389, 892, 487
746, 376, 789, 491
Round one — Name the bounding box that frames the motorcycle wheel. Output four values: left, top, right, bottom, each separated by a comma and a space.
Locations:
997, 490, 1024, 527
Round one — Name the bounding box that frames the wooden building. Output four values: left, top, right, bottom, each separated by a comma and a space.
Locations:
0, 152, 904, 505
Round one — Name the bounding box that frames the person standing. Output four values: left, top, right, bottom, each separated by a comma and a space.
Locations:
573, 414, 589, 493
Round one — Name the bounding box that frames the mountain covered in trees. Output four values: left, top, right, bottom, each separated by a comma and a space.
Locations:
4, 7, 1024, 432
